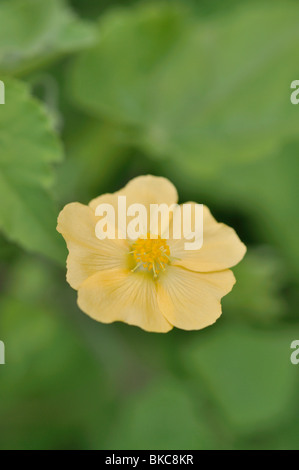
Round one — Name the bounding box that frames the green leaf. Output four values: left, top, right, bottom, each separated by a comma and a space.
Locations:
56, 117, 131, 202
0, 78, 65, 263
0, 292, 113, 450
104, 377, 217, 450
70, 1, 299, 173
223, 247, 287, 323
182, 324, 298, 434
0, 0, 96, 75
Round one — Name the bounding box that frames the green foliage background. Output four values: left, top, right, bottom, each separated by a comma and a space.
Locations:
0, 0, 299, 450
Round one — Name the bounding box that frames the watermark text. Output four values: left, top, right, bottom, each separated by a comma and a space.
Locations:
0, 340, 5, 365
0, 80, 4, 104
290, 80, 299, 105
290, 340, 299, 365
95, 197, 203, 251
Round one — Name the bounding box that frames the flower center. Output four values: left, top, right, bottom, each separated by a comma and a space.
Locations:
131, 233, 170, 278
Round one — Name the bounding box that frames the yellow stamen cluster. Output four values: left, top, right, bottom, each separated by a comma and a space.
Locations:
131, 234, 170, 277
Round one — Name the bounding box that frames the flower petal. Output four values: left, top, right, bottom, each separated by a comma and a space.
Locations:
77, 269, 173, 333
89, 175, 178, 238
168, 204, 246, 272
89, 192, 122, 212
157, 266, 236, 331
90, 175, 178, 210
120, 174, 178, 207
57, 202, 128, 289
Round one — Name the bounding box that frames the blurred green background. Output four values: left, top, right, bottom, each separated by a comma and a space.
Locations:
0, 0, 299, 450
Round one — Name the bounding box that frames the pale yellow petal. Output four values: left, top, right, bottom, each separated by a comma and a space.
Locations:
89, 192, 122, 212
57, 202, 99, 248
57, 202, 128, 289
157, 266, 236, 330
89, 175, 178, 238
89, 175, 178, 210
120, 174, 178, 207
77, 269, 173, 333
168, 204, 246, 272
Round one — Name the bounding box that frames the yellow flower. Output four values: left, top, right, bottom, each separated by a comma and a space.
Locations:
57, 175, 246, 333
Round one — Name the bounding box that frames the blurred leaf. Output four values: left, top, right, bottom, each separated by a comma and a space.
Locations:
6, 254, 54, 302
234, 409, 299, 450
69, 4, 188, 124
223, 246, 287, 323
105, 377, 218, 450
182, 324, 297, 434
70, 0, 138, 19
0, 78, 65, 263
70, 1, 299, 173
273, 411, 299, 450
0, 294, 114, 450
56, 117, 131, 203
0, 0, 96, 75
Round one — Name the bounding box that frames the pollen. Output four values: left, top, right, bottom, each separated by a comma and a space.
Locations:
131, 233, 171, 277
